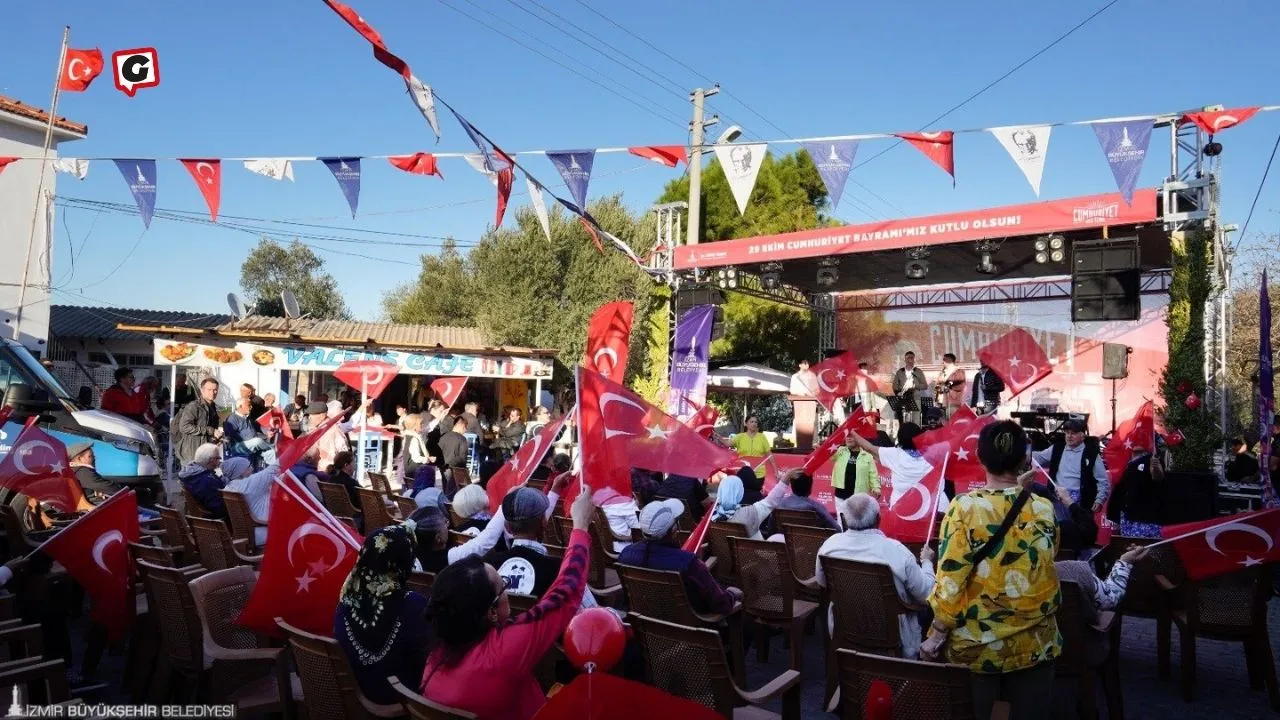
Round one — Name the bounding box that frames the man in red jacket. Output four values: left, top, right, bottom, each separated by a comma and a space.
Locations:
100, 367, 147, 423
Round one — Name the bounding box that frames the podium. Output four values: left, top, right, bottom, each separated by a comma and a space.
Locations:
790, 395, 818, 451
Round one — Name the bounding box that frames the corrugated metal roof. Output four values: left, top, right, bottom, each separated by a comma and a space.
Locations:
206, 317, 554, 356
51, 305, 230, 342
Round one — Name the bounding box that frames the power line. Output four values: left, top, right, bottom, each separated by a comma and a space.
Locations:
1234, 131, 1280, 251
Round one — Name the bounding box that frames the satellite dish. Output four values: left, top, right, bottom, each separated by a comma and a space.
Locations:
227, 293, 249, 320
281, 290, 301, 319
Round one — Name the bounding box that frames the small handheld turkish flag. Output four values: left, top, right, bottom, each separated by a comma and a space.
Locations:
256, 406, 294, 441
35, 489, 140, 640
583, 301, 634, 384
0, 418, 86, 513
487, 409, 572, 514
977, 328, 1053, 399
881, 455, 947, 543
914, 408, 996, 495
236, 473, 362, 636
802, 405, 878, 475
1102, 401, 1155, 485
60, 48, 105, 92
333, 359, 399, 400
1160, 508, 1280, 581
430, 377, 467, 409
275, 415, 341, 473
809, 352, 875, 414
685, 402, 720, 439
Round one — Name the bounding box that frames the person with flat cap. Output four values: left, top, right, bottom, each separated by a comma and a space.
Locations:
1032, 417, 1110, 513
484, 486, 604, 611
66, 441, 122, 503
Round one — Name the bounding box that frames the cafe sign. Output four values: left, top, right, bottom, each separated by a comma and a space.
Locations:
153, 339, 553, 379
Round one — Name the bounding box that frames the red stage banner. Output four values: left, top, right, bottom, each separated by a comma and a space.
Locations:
673, 189, 1157, 270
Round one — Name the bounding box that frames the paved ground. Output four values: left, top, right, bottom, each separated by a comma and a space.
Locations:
65, 594, 1280, 718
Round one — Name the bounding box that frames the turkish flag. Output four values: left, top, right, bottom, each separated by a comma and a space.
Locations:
236, 474, 363, 637
532, 672, 721, 720
583, 301, 634, 384
333, 360, 399, 400
802, 406, 878, 476
1102, 400, 1155, 485
810, 352, 875, 413
1160, 508, 1280, 581
0, 158, 18, 174
35, 490, 140, 640
685, 402, 720, 439
179, 159, 221, 222
896, 131, 955, 183
487, 410, 572, 514
59, 48, 104, 92
1181, 107, 1259, 135
388, 153, 443, 179
322, 0, 410, 77
914, 409, 996, 494
627, 146, 686, 168
977, 328, 1053, 399
496, 167, 514, 227
430, 377, 467, 409
881, 454, 946, 544
276, 415, 342, 473
576, 367, 734, 504
0, 418, 86, 513
256, 407, 294, 440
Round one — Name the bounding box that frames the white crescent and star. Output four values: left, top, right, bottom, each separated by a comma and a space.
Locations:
1205, 521, 1274, 557
287, 521, 348, 585
511, 434, 545, 474
363, 365, 386, 389
816, 369, 841, 394
1211, 115, 1239, 131
895, 483, 933, 522
66, 58, 91, 81
12, 440, 57, 476
92, 530, 124, 573
1005, 356, 1039, 388
195, 162, 217, 185
954, 432, 981, 462
437, 380, 454, 401
599, 392, 648, 439
645, 423, 673, 440
592, 347, 619, 374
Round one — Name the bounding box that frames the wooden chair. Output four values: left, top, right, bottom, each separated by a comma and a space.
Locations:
615, 564, 745, 687
780, 523, 836, 601
359, 488, 397, 533
406, 571, 435, 596
834, 648, 976, 719
729, 537, 819, 672
1055, 580, 1121, 720
181, 486, 212, 518
704, 521, 749, 586
157, 505, 200, 565
388, 677, 476, 719
1160, 564, 1279, 711
318, 482, 359, 520
188, 517, 262, 570
550, 516, 574, 547
275, 617, 404, 720
819, 556, 920, 707
771, 508, 820, 535
394, 496, 417, 520
220, 490, 266, 552
447, 531, 472, 548
368, 471, 397, 499
629, 613, 802, 720
141, 561, 295, 712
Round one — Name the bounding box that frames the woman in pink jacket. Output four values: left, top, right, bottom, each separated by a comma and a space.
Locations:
420, 483, 594, 719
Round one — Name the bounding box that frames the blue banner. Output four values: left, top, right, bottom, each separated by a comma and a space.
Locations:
802, 140, 858, 209
547, 150, 596, 210
666, 305, 715, 421
1260, 270, 1275, 507
322, 158, 362, 217
113, 159, 157, 229
1091, 120, 1153, 206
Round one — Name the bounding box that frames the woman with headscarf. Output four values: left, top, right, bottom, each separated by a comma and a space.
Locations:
711, 468, 790, 540
451, 484, 491, 536
334, 524, 430, 705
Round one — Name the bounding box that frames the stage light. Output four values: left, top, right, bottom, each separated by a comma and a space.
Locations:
1034, 239, 1048, 252
1203, 141, 1223, 157
816, 258, 839, 287
1035, 251, 1049, 264
976, 251, 999, 275
1050, 249, 1065, 263
716, 267, 738, 289
904, 259, 929, 279
760, 262, 783, 290
1048, 235, 1064, 250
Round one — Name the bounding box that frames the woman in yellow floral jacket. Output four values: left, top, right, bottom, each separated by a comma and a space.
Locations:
923, 420, 1060, 720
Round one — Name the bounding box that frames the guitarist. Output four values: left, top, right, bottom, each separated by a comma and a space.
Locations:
934, 353, 967, 418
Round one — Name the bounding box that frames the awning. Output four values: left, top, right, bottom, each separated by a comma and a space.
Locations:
705, 363, 791, 396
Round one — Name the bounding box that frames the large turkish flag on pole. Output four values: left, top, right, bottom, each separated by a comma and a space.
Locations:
334, 360, 399, 400
583, 301, 634, 384
913, 408, 997, 494
809, 351, 877, 414
430, 377, 468, 409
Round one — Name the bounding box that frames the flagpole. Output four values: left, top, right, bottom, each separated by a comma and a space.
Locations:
357, 375, 368, 486
13, 26, 69, 345
574, 364, 583, 496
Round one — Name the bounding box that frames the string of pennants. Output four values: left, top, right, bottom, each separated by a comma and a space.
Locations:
0, 0, 1273, 257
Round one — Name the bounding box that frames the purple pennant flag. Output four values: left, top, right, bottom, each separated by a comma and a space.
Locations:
547, 150, 595, 210
1260, 270, 1276, 507
322, 158, 362, 217
802, 140, 858, 209
666, 305, 715, 421
113, 159, 156, 229
450, 108, 509, 174
1091, 120, 1152, 205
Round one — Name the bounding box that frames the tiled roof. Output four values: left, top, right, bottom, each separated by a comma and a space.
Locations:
51, 305, 230, 342
0, 95, 88, 136
206, 316, 552, 355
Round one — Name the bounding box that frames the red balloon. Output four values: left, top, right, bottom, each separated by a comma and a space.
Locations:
1177, 380, 1193, 395
1165, 430, 1186, 446
1184, 392, 1202, 410
865, 679, 893, 720
563, 608, 626, 673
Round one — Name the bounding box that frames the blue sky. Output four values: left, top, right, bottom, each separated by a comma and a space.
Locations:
4, 0, 1277, 320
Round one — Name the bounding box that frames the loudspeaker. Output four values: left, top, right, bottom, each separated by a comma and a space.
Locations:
674, 285, 726, 341
1102, 343, 1130, 379
1071, 238, 1141, 321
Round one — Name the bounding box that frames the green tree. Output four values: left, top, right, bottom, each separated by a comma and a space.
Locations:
239, 238, 349, 319
1224, 239, 1280, 436
384, 239, 476, 327
1160, 228, 1220, 468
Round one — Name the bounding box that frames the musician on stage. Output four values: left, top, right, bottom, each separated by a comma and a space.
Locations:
934, 353, 966, 418
1031, 418, 1110, 514
891, 352, 928, 426
789, 358, 819, 397
969, 361, 1005, 413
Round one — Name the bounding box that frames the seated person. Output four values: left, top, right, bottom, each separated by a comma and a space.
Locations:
223, 458, 271, 546
816, 493, 935, 659
594, 488, 639, 552
655, 473, 710, 521
1030, 482, 1098, 557
287, 447, 328, 501
223, 398, 274, 467
617, 498, 742, 615
451, 484, 491, 535
178, 443, 227, 519
1055, 545, 1147, 667
409, 498, 509, 574
711, 471, 789, 540
774, 471, 841, 532
66, 441, 159, 520
326, 451, 362, 508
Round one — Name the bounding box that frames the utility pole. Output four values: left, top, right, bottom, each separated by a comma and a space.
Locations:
685, 85, 719, 247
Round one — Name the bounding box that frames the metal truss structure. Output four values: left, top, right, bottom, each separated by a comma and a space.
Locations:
838, 271, 1173, 311
812, 293, 836, 355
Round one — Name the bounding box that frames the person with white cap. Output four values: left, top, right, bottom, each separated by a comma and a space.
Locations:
451, 484, 491, 536
617, 497, 743, 615
178, 442, 227, 519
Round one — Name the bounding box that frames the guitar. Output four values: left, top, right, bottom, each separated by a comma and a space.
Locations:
934, 378, 964, 404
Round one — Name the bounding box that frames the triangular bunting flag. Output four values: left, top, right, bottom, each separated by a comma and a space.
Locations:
1091, 120, 1152, 206
244, 158, 295, 182
179, 159, 222, 222
0, 157, 17, 174
405, 74, 442, 141
990, 125, 1052, 196
463, 155, 499, 185
547, 150, 596, 209
53, 158, 89, 180
896, 131, 954, 183
450, 108, 511, 174
495, 167, 513, 228
802, 140, 858, 209
322, 157, 362, 217
388, 153, 443, 179
628, 145, 686, 168
526, 176, 552, 241
112, 159, 157, 229
713, 142, 767, 215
